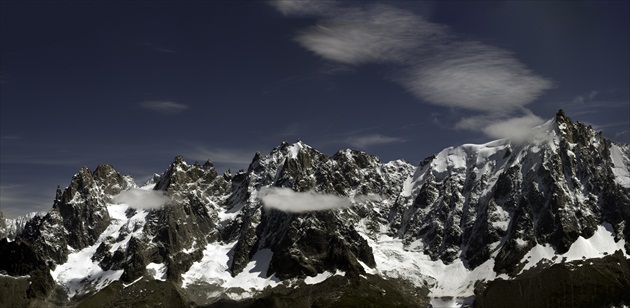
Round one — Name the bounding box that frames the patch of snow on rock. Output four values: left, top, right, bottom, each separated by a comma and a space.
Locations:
146, 262, 167, 281
518, 223, 627, 274
304, 269, 345, 285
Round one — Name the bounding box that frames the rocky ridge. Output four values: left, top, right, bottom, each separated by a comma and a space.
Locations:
0, 111, 628, 307
391, 110, 630, 275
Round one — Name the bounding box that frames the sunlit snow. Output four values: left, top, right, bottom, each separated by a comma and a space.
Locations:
50, 203, 148, 298
50, 245, 124, 298
304, 269, 345, 285
357, 231, 501, 307
146, 262, 167, 281
181, 243, 280, 299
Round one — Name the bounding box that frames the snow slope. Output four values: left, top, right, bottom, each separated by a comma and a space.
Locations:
610, 143, 630, 188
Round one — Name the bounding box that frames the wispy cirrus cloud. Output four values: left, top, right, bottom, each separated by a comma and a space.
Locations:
568, 89, 627, 111
615, 130, 630, 143
272, 1, 553, 140
572, 90, 599, 105
590, 121, 630, 131
558, 90, 629, 143
346, 133, 405, 148
140, 101, 189, 114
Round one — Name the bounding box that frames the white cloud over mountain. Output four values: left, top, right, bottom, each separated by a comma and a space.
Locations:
346, 134, 405, 148
114, 188, 169, 210
259, 187, 350, 213
456, 113, 545, 142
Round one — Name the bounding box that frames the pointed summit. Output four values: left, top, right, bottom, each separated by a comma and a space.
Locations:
155, 155, 220, 193
554, 108, 571, 126
556, 108, 566, 118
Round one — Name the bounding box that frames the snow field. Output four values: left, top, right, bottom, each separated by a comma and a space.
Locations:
50, 203, 150, 298
181, 243, 280, 298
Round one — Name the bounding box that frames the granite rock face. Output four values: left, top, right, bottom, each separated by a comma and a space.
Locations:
389, 110, 630, 274
225, 142, 411, 279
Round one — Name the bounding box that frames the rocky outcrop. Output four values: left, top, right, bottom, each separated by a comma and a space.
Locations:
53, 165, 133, 249
257, 210, 375, 279
0, 165, 135, 299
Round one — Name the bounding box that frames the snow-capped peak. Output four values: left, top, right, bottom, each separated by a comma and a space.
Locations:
1, 111, 628, 308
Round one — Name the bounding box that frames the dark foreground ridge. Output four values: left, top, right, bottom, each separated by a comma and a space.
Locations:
475, 250, 630, 308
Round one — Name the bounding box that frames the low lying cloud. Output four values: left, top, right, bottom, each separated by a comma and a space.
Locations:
353, 194, 382, 203
258, 187, 350, 213
346, 134, 405, 148
140, 101, 189, 114
114, 188, 170, 210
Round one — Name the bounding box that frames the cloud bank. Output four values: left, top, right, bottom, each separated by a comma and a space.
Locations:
114, 188, 170, 210
258, 187, 350, 213
140, 101, 189, 114
272, 1, 553, 139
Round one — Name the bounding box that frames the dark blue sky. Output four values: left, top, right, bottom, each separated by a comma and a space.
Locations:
1, 1, 628, 218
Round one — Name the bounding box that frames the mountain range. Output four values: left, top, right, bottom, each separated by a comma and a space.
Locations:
1, 110, 629, 307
